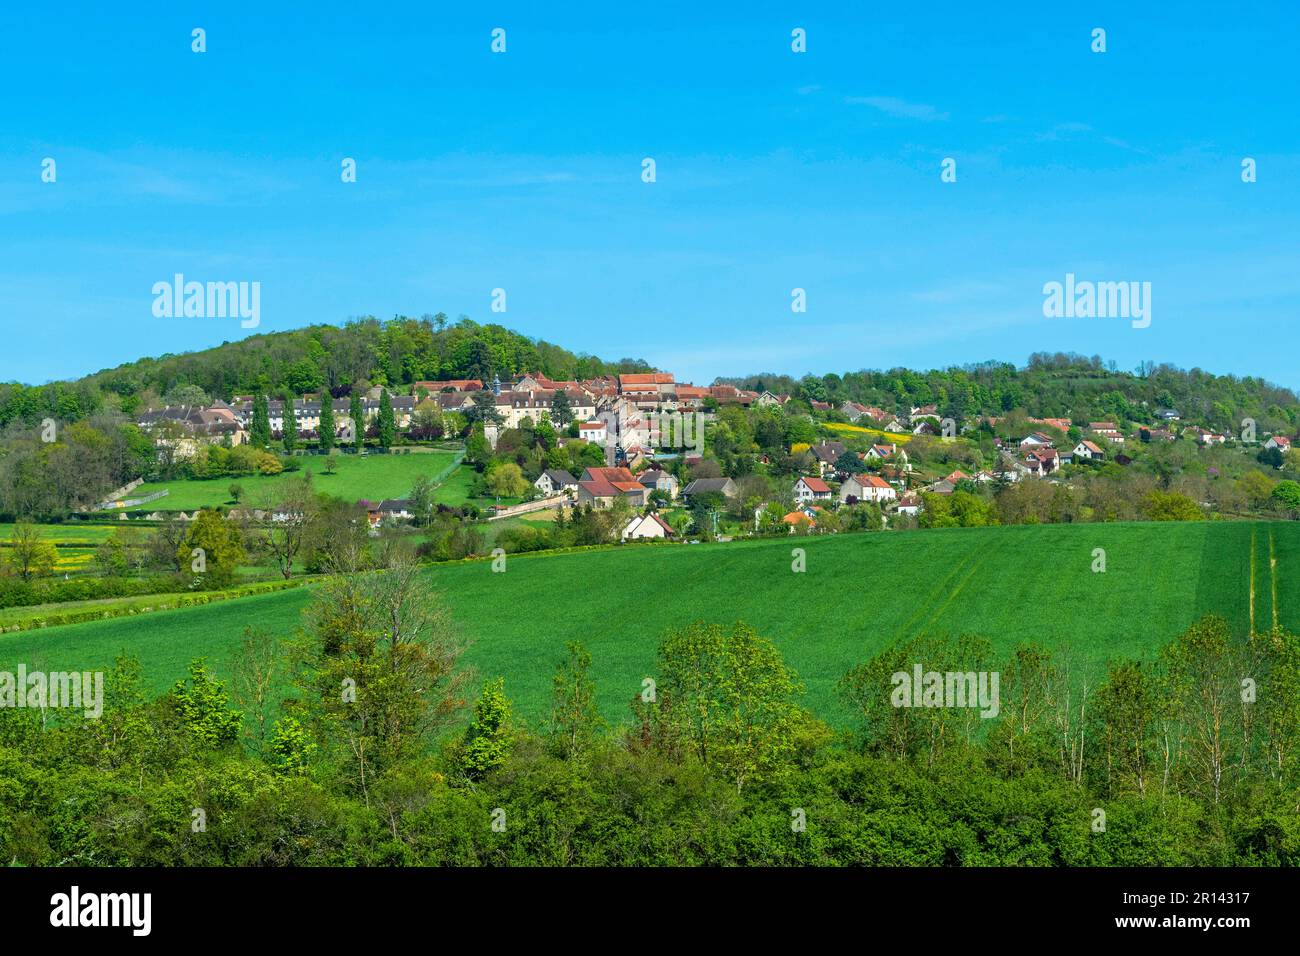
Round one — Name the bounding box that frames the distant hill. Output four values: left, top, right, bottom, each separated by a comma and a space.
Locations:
722, 353, 1300, 436
3, 317, 1298, 440
66, 314, 650, 415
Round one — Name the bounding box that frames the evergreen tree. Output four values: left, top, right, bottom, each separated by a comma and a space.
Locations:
318, 392, 335, 452
377, 388, 396, 449
467, 391, 503, 426
251, 394, 271, 449
551, 389, 573, 428
349, 393, 365, 452
282, 396, 298, 452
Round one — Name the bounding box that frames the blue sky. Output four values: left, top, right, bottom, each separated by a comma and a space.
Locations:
3, 1, 1298, 389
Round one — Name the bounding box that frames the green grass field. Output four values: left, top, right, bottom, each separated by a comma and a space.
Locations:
115, 452, 461, 511
429, 465, 477, 506
0, 524, 119, 546
429, 464, 525, 510
3, 521, 1295, 728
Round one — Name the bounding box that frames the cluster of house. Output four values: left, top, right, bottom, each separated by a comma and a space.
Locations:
983, 409, 1293, 477
533, 465, 682, 539
840, 402, 923, 434
993, 421, 1114, 477
535, 465, 684, 508
135, 392, 420, 452
979, 414, 1140, 478
777, 440, 923, 528
135, 370, 776, 462
132, 380, 1297, 542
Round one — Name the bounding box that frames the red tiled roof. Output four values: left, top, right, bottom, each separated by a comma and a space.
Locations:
619, 372, 674, 387
648, 513, 675, 534
799, 476, 831, 493
586, 467, 636, 482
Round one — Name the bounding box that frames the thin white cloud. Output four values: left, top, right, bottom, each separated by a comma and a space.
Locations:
1036, 121, 1094, 141
911, 280, 1010, 305
845, 95, 949, 122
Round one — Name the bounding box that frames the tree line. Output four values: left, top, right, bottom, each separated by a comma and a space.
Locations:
722, 352, 1299, 437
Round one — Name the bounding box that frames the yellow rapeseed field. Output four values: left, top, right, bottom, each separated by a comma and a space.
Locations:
822, 422, 913, 443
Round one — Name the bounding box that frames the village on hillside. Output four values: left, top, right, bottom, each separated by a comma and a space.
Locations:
124, 367, 1298, 542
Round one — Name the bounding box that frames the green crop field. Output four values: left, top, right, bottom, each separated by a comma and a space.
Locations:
429, 465, 526, 510
2, 521, 1295, 728
111, 451, 461, 511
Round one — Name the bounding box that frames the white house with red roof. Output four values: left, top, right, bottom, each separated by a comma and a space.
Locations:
1264, 435, 1292, 453
621, 512, 676, 540
1188, 426, 1227, 446
840, 473, 897, 504
1019, 432, 1055, 449
896, 493, 923, 516
1088, 422, 1125, 444
578, 419, 608, 445
1072, 439, 1105, 461
794, 476, 832, 503
1024, 448, 1060, 475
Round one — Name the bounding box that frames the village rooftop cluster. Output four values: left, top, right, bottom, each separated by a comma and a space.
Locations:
126, 368, 1295, 540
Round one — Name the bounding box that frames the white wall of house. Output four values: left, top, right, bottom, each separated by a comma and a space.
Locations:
794, 479, 829, 503
622, 515, 670, 540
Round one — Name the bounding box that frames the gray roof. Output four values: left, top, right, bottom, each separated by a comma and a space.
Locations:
682, 477, 734, 496
809, 441, 848, 462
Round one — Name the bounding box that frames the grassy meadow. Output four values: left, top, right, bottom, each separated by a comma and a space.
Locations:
113, 451, 461, 511
2, 520, 1294, 728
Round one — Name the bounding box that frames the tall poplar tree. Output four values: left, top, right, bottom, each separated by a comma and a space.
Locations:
377, 389, 396, 449
349, 393, 365, 452
551, 389, 573, 428
282, 396, 298, 452
251, 395, 271, 449
318, 392, 335, 452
